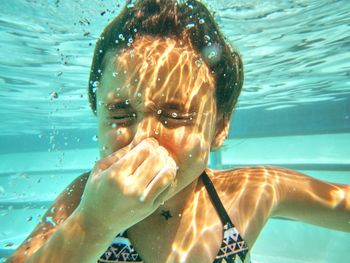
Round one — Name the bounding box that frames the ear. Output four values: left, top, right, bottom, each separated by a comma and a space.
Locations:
211, 112, 232, 150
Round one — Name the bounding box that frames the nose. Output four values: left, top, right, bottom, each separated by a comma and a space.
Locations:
130, 115, 161, 148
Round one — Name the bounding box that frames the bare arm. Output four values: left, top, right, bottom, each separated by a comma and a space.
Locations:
6, 138, 176, 263
269, 166, 350, 232
6, 172, 118, 263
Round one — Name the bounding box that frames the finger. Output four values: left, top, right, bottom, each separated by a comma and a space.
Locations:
94, 138, 159, 174
131, 146, 169, 186
153, 184, 172, 208
140, 160, 177, 203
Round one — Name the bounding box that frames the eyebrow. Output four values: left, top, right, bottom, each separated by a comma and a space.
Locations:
160, 101, 191, 112
105, 101, 132, 111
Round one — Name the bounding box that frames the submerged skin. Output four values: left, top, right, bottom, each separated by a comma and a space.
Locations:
7, 37, 350, 263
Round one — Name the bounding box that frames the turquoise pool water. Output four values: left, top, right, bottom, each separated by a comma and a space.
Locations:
0, 0, 349, 262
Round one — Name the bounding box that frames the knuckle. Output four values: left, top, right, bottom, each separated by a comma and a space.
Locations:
160, 173, 172, 186
94, 160, 108, 171
124, 186, 142, 198
106, 170, 116, 181
145, 137, 159, 148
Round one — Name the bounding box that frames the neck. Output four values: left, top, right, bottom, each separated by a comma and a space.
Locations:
130, 176, 201, 231
156, 178, 200, 219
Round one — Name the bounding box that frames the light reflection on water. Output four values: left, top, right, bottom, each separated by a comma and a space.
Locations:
0, 0, 349, 135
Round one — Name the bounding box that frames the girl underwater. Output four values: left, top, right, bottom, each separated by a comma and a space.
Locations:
7, 0, 350, 262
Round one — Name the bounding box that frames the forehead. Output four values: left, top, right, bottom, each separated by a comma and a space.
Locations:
100, 36, 216, 111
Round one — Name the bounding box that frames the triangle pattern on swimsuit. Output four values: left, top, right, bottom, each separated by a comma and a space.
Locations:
98, 232, 142, 262
213, 222, 249, 262
97, 171, 250, 263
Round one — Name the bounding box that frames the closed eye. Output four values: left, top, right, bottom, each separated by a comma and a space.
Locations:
110, 114, 137, 125
159, 112, 195, 126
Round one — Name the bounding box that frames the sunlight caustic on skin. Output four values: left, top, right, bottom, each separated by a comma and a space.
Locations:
6, 0, 350, 262
95, 35, 218, 202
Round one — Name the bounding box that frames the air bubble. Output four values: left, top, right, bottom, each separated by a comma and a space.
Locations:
189, 154, 192, 158
4, 243, 14, 248
45, 216, 56, 226
92, 135, 98, 141
125, 100, 130, 105
172, 112, 178, 118
186, 23, 195, 29
208, 51, 216, 59
195, 59, 202, 68
118, 34, 125, 41
127, 3, 135, 8
117, 130, 122, 135
154, 130, 159, 135
199, 18, 205, 24
111, 123, 117, 128
157, 109, 162, 114
137, 92, 142, 97
112, 71, 118, 77
50, 91, 58, 100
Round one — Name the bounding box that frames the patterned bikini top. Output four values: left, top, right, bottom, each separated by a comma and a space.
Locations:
98, 171, 250, 263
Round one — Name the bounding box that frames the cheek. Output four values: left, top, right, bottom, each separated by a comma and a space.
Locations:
98, 123, 133, 157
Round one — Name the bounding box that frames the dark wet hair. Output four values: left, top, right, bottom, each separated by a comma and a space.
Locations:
88, 0, 243, 116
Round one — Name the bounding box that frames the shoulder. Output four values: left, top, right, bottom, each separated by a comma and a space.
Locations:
205, 166, 281, 188
204, 166, 293, 245
206, 165, 302, 185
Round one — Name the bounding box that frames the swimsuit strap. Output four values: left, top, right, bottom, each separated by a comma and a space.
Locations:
200, 170, 234, 226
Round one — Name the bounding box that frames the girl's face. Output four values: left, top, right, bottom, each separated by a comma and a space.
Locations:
96, 36, 221, 197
